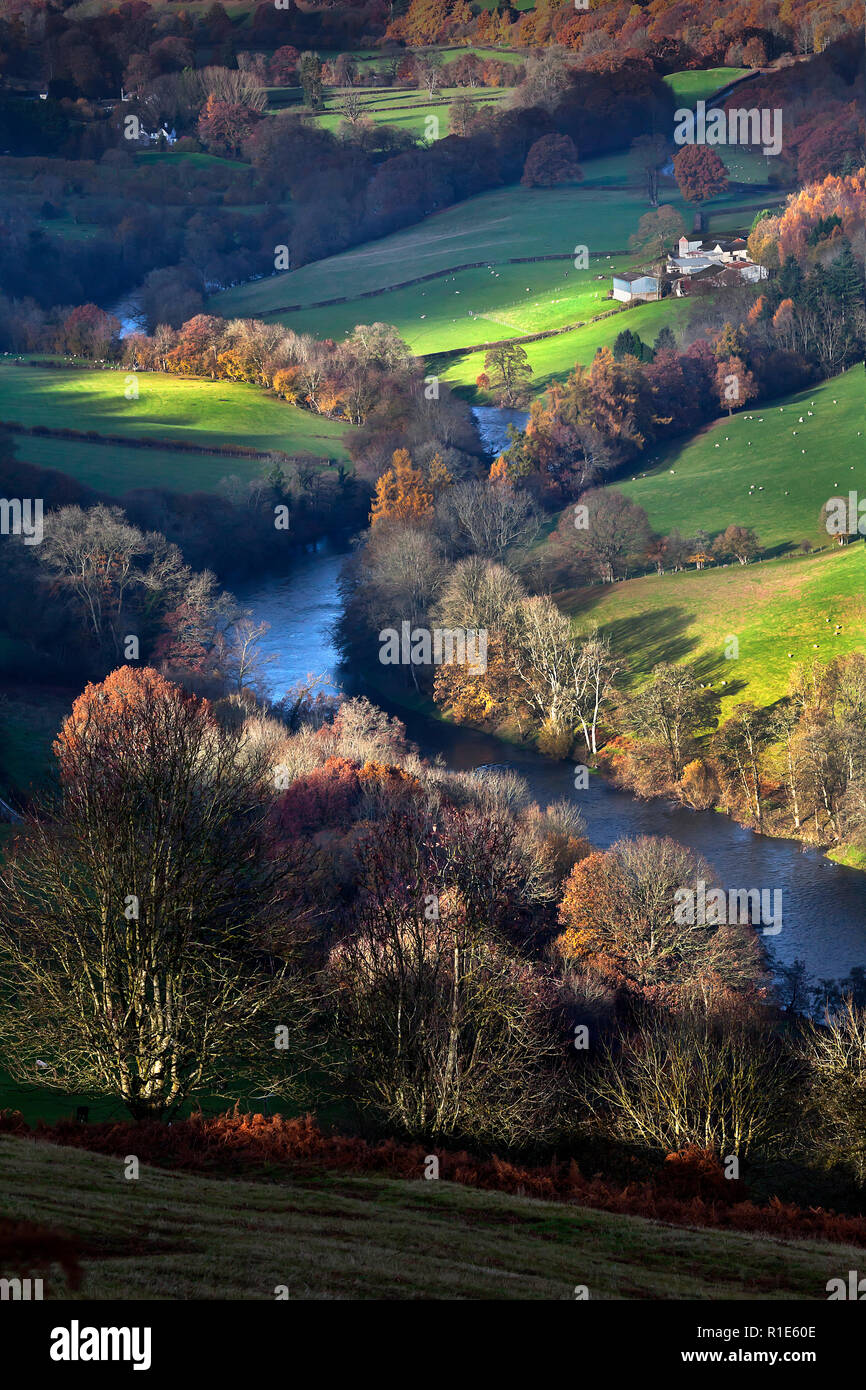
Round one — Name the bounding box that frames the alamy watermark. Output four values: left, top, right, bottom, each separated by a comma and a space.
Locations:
825, 492, 866, 537
674, 879, 782, 936
674, 100, 783, 157
379, 622, 488, 675
0, 497, 43, 545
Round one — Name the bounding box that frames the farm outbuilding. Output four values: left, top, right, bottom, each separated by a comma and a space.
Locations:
611, 272, 661, 303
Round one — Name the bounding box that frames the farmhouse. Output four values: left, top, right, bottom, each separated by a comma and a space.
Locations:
676, 235, 749, 263
668, 234, 768, 293
673, 261, 768, 296
611, 271, 661, 303
135, 125, 178, 147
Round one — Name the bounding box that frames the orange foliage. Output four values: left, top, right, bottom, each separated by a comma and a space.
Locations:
777, 169, 866, 261
369, 449, 434, 527
55, 666, 209, 779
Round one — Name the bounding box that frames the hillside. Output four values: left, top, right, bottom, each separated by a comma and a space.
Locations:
0, 365, 350, 493
562, 544, 866, 717
0, 1134, 857, 1300
209, 146, 787, 397
617, 368, 864, 553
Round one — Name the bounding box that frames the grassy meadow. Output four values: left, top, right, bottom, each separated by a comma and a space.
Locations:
562, 544, 866, 717
617, 369, 864, 553
308, 84, 510, 135
440, 296, 695, 393
212, 150, 781, 322
555, 369, 866, 715
1, 1134, 858, 1300
663, 67, 750, 106
0, 365, 351, 491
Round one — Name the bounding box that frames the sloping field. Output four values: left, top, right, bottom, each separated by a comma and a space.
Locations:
617, 369, 864, 553
266, 256, 635, 356
211, 149, 777, 324
561, 545, 866, 714
0, 1135, 857, 1300
440, 297, 694, 393
14, 432, 275, 496
312, 85, 510, 135
664, 67, 750, 106
0, 366, 351, 483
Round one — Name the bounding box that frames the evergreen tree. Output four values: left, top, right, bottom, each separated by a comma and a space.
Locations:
827, 239, 864, 307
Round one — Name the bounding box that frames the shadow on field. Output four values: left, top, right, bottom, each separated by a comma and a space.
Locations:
594, 605, 698, 672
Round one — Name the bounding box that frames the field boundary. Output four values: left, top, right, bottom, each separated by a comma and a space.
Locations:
429, 299, 646, 358
251, 250, 630, 317
0, 420, 338, 464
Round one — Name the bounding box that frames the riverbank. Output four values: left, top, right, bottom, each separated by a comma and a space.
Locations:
239, 544, 866, 983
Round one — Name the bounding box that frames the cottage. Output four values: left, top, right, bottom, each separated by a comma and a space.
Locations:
611, 271, 660, 303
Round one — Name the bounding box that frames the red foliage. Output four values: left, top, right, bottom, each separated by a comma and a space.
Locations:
4, 1108, 866, 1249
271, 757, 362, 838
660, 1146, 739, 1205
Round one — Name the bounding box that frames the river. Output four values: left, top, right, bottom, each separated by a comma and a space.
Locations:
241, 541, 866, 985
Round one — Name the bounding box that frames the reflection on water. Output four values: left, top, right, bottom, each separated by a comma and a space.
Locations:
239, 543, 866, 983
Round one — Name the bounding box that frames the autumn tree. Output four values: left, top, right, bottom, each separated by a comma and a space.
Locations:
369, 449, 434, 527
521, 133, 582, 188
620, 663, 718, 782
714, 701, 776, 830
556, 835, 763, 999
0, 667, 315, 1120
715, 354, 757, 414
327, 804, 563, 1144
197, 93, 259, 156
713, 525, 761, 565
628, 203, 685, 263
571, 487, 651, 583
448, 95, 475, 137
673, 145, 729, 202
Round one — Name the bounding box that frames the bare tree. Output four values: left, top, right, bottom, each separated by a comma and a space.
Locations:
0, 668, 316, 1119
586, 1008, 797, 1158
328, 806, 563, 1144
438, 480, 540, 560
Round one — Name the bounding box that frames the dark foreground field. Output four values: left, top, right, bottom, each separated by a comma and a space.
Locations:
0, 1136, 857, 1300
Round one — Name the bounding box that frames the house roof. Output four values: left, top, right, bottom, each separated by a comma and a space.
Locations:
703, 237, 748, 251
614, 271, 658, 284
668, 255, 715, 271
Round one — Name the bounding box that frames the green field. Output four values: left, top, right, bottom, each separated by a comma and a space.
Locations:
13, 432, 284, 496
210, 153, 781, 388
557, 369, 866, 715
0, 366, 351, 489
310, 84, 510, 135
562, 544, 866, 716
618, 370, 864, 553
1, 1134, 859, 1300
441, 297, 695, 394
134, 149, 247, 169
270, 257, 637, 356
664, 67, 750, 107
